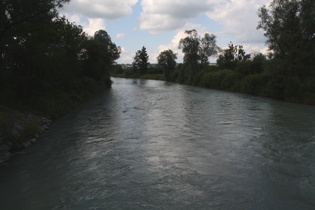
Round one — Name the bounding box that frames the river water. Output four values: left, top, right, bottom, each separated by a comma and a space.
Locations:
1, 78, 315, 209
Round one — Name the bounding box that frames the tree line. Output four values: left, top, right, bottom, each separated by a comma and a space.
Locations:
0, 0, 121, 117
113, 0, 315, 104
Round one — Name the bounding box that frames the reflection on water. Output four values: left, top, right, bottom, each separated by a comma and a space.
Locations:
0, 78, 315, 209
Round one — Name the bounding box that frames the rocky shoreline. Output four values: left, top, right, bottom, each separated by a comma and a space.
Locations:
0, 106, 51, 163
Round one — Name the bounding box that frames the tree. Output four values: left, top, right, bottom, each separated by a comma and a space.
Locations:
0, 0, 69, 40
157, 49, 177, 81
133, 46, 149, 75
0, 0, 122, 115
199, 33, 220, 65
82, 30, 121, 82
178, 29, 219, 84
217, 42, 250, 69
0, 0, 70, 71
179, 29, 219, 66
93, 30, 121, 68
257, 0, 315, 77
179, 29, 200, 65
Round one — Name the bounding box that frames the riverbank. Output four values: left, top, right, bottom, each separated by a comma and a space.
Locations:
112, 70, 315, 106
0, 106, 51, 162
0, 80, 112, 163
114, 73, 165, 81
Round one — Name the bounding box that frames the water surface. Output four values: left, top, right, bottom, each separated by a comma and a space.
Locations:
1, 78, 315, 209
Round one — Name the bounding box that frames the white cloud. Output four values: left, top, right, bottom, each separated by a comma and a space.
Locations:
206, 0, 270, 44
243, 44, 259, 53
63, 15, 106, 36
159, 23, 208, 51
138, 0, 270, 46
66, 14, 81, 24
139, 0, 225, 33
139, 14, 186, 34
120, 47, 127, 53
62, 0, 138, 19
117, 55, 134, 64
158, 23, 213, 62
260, 47, 271, 55
116, 48, 134, 64
158, 31, 186, 62
60, 0, 137, 35
85, 18, 106, 35
116, 33, 126, 39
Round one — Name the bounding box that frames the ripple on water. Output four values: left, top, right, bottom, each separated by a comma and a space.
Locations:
1, 78, 315, 209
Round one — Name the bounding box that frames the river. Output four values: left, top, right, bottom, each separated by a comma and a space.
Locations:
0, 77, 315, 209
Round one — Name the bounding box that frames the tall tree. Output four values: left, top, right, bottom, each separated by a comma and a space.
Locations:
82, 30, 121, 82
157, 49, 177, 81
133, 46, 149, 75
179, 29, 219, 66
178, 29, 219, 83
199, 33, 220, 65
178, 29, 200, 65
257, 0, 315, 77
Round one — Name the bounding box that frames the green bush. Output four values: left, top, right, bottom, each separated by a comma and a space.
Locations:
283, 77, 301, 101
241, 73, 270, 95
220, 70, 240, 91
201, 69, 239, 90
201, 71, 223, 88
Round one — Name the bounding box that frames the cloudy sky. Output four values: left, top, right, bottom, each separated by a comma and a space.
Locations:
60, 0, 271, 64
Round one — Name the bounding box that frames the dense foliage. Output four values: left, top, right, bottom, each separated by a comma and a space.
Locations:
0, 0, 120, 117
217, 43, 251, 70
157, 49, 177, 81
177, 30, 220, 84
257, 0, 315, 78
133, 46, 149, 75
